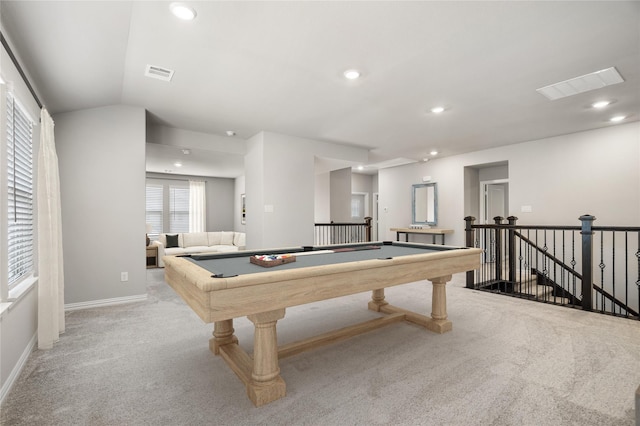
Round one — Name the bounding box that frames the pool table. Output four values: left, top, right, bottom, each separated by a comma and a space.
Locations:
163, 241, 481, 407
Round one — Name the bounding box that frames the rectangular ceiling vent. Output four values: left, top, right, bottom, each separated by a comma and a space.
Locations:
536, 67, 624, 100
145, 64, 174, 82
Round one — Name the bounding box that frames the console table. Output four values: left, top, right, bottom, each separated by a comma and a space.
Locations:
390, 227, 454, 245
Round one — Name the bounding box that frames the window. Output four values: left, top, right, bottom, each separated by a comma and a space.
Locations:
145, 184, 163, 240
169, 186, 189, 233
6, 93, 34, 288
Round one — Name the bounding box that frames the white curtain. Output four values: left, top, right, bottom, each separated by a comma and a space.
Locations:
37, 108, 65, 349
189, 180, 206, 232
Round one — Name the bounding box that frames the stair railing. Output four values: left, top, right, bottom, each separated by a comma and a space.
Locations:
465, 215, 639, 320
314, 217, 372, 245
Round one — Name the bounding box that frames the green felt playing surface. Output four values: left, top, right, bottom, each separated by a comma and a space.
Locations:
186, 242, 452, 278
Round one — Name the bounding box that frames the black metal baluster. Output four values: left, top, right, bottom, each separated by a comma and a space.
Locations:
543, 231, 549, 302
624, 232, 628, 317
561, 230, 566, 305
464, 216, 476, 289
551, 230, 556, 303
527, 230, 532, 299
636, 231, 640, 319
494, 217, 503, 285
580, 215, 595, 312
518, 229, 523, 296
602, 231, 622, 314
571, 231, 577, 304
599, 231, 605, 312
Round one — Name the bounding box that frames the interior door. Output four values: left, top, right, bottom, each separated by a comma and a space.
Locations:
351, 193, 365, 222
484, 183, 508, 264
485, 183, 507, 223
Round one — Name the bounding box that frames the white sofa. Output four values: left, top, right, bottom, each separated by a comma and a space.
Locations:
153, 231, 246, 267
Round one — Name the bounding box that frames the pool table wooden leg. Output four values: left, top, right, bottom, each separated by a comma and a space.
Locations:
246, 309, 286, 407
368, 288, 389, 311
428, 275, 453, 334
210, 319, 239, 355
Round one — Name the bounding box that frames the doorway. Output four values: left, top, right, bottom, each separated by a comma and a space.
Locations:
480, 180, 508, 224
479, 179, 508, 263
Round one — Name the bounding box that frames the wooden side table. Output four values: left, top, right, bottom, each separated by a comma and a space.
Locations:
146, 245, 158, 268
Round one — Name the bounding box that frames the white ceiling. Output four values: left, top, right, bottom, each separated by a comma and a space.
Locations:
1, 1, 639, 178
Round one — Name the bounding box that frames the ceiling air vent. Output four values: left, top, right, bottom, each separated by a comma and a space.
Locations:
144, 64, 174, 82
536, 67, 624, 101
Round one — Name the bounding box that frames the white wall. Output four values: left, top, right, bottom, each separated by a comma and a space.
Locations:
507, 124, 638, 226
55, 105, 147, 305
330, 168, 352, 222
379, 122, 640, 246
314, 171, 330, 223
244, 132, 265, 249
0, 288, 37, 403
245, 131, 368, 249
248, 133, 317, 248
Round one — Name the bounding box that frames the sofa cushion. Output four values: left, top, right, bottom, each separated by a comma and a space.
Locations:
183, 232, 208, 248
164, 246, 192, 256
220, 231, 235, 245
183, 245, 211, 254
208, 232, 222, 246
233, 232, 246, 247
166, 234, 179, 248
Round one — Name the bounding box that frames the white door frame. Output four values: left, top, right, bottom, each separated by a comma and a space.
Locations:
372, 192, 379, 241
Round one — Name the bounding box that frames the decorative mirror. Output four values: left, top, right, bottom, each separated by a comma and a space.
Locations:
412, 183, 437, 226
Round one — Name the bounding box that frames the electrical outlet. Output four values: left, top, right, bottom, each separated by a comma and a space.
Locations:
121, 272, 128, 282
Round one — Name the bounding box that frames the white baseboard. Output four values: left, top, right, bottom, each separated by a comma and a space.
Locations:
0, 332, 36, 406
64, 294, 147, 311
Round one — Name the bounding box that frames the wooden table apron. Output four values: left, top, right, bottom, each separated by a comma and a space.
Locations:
163, 246, 481, 407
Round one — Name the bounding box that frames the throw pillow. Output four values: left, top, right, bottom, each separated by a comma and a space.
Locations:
166, 234, 179, 248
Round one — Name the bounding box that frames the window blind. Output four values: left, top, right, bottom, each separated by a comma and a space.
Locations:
145, 184, 163, 239
170, 186, 189, 233
7, 93, 34, 287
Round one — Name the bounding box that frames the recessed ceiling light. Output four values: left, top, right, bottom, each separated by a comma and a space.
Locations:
357, 165, 364, 171
344, 69, 361, 80
430, 150, 439, 156
592, 101, 611, 109
226, 130, 236, 137
174, 162, 182, 167
609, 115, 626, 122
430, 106, 445, 114
170, 3, 197, 20
182, 149, 191, 155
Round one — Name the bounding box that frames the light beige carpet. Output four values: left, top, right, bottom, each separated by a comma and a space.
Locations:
2, 270, 639, 425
